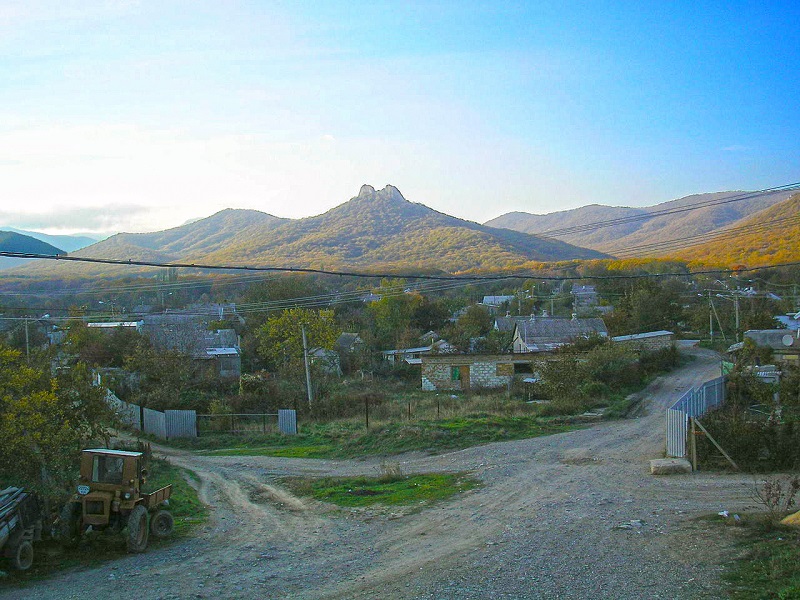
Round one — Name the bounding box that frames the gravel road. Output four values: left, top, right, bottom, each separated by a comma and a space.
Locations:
1, 347, 756, 599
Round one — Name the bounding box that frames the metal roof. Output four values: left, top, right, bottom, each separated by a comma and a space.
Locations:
82, 449, 142, 457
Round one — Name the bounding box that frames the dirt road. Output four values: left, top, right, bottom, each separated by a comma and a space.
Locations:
3, 347, 755, 599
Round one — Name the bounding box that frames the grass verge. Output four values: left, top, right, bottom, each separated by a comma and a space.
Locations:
172, 415, 575, 458
718, 515, 800, 599
0, 459, 206, 587
282, 471, 481, 508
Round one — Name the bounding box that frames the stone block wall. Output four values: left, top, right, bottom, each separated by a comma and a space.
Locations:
421, 355, 516, 391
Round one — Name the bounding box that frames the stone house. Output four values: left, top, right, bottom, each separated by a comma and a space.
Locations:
421, 354, 539, 392
611, 331, 674, 352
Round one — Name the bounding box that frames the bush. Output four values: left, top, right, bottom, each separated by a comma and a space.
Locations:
696, 408, 800, 471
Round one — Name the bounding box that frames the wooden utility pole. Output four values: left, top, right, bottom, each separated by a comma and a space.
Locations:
24, 318, 30, 363
302, 325, 314, 408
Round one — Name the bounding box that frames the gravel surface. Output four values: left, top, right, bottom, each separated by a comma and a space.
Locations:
1, 347, 755, 599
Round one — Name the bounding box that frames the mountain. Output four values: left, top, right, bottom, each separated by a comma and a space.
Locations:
3, 227, 100, 253
75, 208, 288, 261
202, 185, 606, 271
8, 186, 604, 279
485, 189, 797, 257
673, 193, 800, 266
0, 231, 65, 270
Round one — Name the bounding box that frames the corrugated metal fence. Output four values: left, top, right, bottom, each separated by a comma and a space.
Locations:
106, 390, 296, 440
666, 376, 726, 458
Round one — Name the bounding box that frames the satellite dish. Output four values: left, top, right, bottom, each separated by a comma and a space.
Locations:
782, 334, 794, 347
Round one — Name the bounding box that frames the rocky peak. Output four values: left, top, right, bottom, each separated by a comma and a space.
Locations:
358, 184, 376, 197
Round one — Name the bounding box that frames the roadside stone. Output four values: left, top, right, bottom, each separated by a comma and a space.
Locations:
650, 458, 692, 475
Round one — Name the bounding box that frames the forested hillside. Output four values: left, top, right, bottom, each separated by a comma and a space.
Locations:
485, 188, 796, 257
673, 193, 800, 266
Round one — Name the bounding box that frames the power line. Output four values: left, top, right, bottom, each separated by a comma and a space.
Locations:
533, 183, 800, 239
3, 250, 800, 282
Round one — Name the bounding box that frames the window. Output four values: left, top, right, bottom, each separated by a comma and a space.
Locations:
92, 455, 124, 484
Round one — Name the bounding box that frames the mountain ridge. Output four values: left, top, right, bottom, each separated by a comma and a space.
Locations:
485, 189, 797, 255
9, 185, 605, 278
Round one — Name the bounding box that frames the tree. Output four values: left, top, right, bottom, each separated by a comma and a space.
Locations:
0, 344, 111, 496
123, 343, 199, 411
256, 308, 338, 372
368, 288, 423, 348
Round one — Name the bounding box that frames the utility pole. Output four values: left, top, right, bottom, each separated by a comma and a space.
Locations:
734, 292, 740, 342
709, 291, 714, 343
302, 325, 314, 408
24, 318, 30, 363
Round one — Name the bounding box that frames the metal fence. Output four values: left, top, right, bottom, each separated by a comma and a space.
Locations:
666, 376, 727, 458
106, 389, 297, 439
165, 410, 197, 438
196, 411, 297, 435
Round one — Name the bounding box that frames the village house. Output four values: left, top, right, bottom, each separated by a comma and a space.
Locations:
480, 295, 516, 315
512, 315, 608, 353
729, 329, 800, 366
382, 338, 456, 365
141, 313, 242, 380
421, 353, 539, 392
571, 285, 598, 312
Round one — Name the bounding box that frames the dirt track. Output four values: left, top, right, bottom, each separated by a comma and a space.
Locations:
2, 347, 756, 599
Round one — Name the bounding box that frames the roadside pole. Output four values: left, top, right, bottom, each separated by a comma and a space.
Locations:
302, 325, 313, 408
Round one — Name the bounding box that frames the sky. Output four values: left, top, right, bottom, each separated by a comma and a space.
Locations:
1, 0, 799, 236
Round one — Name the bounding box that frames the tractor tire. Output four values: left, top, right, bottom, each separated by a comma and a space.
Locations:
11, 540, 33, 571
126, 505, 149, 553
59, 502, 82, 548
149, 510, 174, 539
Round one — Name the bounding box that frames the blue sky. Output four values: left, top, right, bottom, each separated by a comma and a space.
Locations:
1, 1, 798, 235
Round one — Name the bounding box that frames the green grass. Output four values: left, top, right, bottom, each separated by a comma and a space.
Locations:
725, 529, 800, 598
283, 472, 480, 508
186, 414, 575, 458
0, 459, 205, 587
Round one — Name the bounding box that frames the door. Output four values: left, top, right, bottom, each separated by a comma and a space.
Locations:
460, 365, 470, 391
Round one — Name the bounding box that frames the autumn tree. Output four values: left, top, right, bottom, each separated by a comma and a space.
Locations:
0, 344, 111, 495
255, 308, 338, 372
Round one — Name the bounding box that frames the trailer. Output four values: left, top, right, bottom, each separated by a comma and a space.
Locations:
0, 487, 42, 571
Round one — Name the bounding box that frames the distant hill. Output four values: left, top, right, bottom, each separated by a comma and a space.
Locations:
76, 208, 288, 261
485, 189, 797, 257
673, 193, 800, 266
8, 187, 604, 279
3, 227, 100, 253
0, 230, 65, 270
13, 208, 288, 277
202, 185, 606, 271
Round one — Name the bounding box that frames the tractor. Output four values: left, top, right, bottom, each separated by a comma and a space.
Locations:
60, 449, 173, 552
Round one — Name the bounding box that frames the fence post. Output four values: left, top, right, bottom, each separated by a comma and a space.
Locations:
690, 417, 697, 471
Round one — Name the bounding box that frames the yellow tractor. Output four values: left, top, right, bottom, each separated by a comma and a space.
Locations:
60, 449, 173, 552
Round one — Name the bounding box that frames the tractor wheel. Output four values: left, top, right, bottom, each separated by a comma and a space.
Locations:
126, 505, 149, 553
149, 510, 174, 539
11, 540, 33, 571
59, 502, 82, 548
